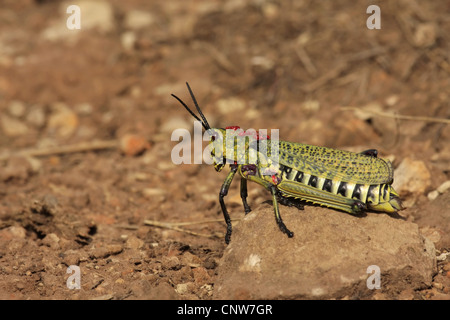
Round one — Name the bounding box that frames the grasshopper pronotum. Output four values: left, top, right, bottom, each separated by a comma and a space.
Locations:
172, 83, 403, 244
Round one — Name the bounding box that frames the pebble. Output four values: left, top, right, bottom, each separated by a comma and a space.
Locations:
175, 283, 189, 295
42, 233, 60, 249
121, 31, 136, 52
125, 236, 144, 250
0, 226, 27, 241
62, 250, 81, 266
8, 101, 26, 117
162, 256, 181, 270
250, 56, 274, 70
25, 105, 46, 128
89, 244, 123, 259
1, 114, 29, 137
216, 97, 246, 114
124, 10, 155, 30
437, 180, 450, 193
392, 158, 431, 195
427, 180, 450, 201
0, 156, 33, 182
74, 103, 93, 115
47, 103, 79, 138
413, 23, 437, 48
192, 267, 212, 285
119, 134, 151, 156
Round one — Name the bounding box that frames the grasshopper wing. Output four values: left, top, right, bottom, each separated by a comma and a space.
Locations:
277, 141, 394, 185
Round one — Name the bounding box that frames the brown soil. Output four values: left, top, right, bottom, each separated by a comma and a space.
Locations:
0, 0, 449, 300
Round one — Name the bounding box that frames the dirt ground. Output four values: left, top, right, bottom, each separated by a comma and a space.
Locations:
0, 0, 449, 300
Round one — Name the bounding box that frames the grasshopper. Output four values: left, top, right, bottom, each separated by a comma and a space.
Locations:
172, 83, 403, 244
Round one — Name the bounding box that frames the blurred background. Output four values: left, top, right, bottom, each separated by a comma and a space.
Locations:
0, 0, 449, 299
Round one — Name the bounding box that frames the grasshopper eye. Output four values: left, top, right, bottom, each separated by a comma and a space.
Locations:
209, 131, 219, 141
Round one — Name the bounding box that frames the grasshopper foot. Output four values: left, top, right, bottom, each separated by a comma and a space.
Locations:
277, 219, 294, 238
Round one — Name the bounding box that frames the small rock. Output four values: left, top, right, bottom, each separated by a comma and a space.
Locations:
124, 10, 155, 30
25, 157, 42, 173
125, 236, 144, 250
8, 101, 26, 117
62, 250, 81, 266
428, 190, 440, 201
119, 134, 151, 156
193, 267, 212, 285
162, 256, 181, 270
413, 23, 437, 48
437, 180, 450, 194
1, 156, 33, 182
250, 56, 274, 71
25, 105, 46, 128
433, 282, 444, 290
301, 100, 320, 112
42, 233, 60, 249
263, 3, 279, 19
1, 114, 29, 137
398, 288, 415, 300
121, 31, 136, 52
428, 180, 450, 201
89, 244, 123, 259
74, 103, 93, 115
176, 282, 194, 295
385, 95, 399, 107
203, 256, 217, 269
31, 194, 58, 216
180, 251, 203, 267
47, 103, 79, 138
216, 97, 246, 115
392, 158, 431, 195
0, 226, 27, 241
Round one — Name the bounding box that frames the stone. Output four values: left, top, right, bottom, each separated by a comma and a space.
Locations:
125, 236, 144, 250
8, 101, 26, 117
119, 134, 151, 156
26, 105, 46, 128
124, 10, 155, 30
216, 97, 246, 115
47, 103, 79, 138
1, 114, 29, 137
392, 158, 431, 195
214, 204, 436, 299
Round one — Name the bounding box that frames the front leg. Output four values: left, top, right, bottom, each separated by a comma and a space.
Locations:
240, 177, 251, 214
239, 164, 259, 215
219, 166, 238, 244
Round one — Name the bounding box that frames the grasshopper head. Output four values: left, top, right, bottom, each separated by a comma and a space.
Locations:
206, 128, 227, 171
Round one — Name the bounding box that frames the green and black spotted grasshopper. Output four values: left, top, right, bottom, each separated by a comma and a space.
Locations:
172, 83, 403, 244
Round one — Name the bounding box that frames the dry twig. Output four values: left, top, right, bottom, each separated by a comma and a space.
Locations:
341, 106, 450, 124
144, 218, 241, 239
0, 140, 118, 161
